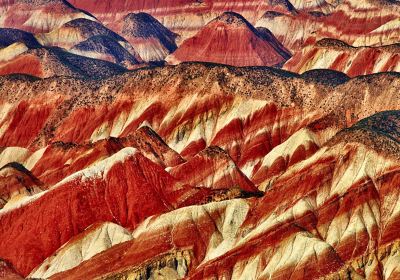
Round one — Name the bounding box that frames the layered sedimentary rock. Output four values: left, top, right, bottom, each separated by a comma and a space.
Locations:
69, 0, 298, 41
0, 162, 43, 209
0, 63, 399, 279
256, 0, 400, 54
169, 146, 257, 192
166, 12, 291, 67
36, 18, 131, 50
34, 18, 143, 67
284, 39, 400, 77
49, 111, 400, 280
28, 222, 133, 279
0, 47, 126, 78
108, 13, 179, 63
70, 35, 142, 68
0, 0, 95, 33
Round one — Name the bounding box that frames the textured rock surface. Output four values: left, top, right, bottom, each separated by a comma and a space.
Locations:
1, 1, 400, 279
114, 13, 179, 63
0, 63, 398, 279
284, 39, 400, 77
0, 0, 95, 33
0, 46, 127, 78
166, 12, 291, 67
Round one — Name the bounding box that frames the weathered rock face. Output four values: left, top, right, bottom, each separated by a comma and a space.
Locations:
0, 0, 95, 33
256, 0, 400, 52
68, 0, 296, 41
0, 46, 127, 79
47, 111, 400, 280
166, 12, 291, 67
113, 12, 179, 63
0, 63, 399, 279
284, 38, 400, 77
70, 35, 142, 69
0, 162, 43, 210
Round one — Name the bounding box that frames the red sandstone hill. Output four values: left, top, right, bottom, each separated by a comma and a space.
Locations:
166, 12, 291, 67
0, 63, 400, 279
0, 46, 126, 79
0, 0, 96, 33
0, 162, 43, 209
69, 0, 297, 42
283, 38, 400, 77
110, 12, 179, 63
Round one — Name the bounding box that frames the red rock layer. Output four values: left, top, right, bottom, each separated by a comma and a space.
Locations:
0, 259, 23, 280
284, 39, 400, 77
49, 112, 400, 280
169, 146, 257, 192
0, 162, 43, 209
256, 0, 400, 52
0, 64, 399, 279
166, 12, 291, 67
0, 47, 126, 79
68, 0, 295, 40
0, 0, 95, 33
0, 148, 212, 276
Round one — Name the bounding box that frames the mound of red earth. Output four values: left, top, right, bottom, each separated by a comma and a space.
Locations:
0, 0, 95, 33
70, 35, 142, 69
0, 63, 399, 279
69, 0, 297, 40
36, 18, 132, 49
111, 12, 179, 63
256, 0, 400, 52
284, 38, 400, 77
166, 12, 291, 67
0, 162, 43, 209
0, 46, 126, 79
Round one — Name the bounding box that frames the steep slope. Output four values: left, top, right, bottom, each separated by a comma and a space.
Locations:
70, 35, 142, 68
0, 148, 215, 276
169, 146, 258, 192
34, 18, 143, 67
0, 64, 400, 278
69, 0, 297, 40
256, 0, 400, 54
0, 162, 43, 209
36, 18, 131, 50
255, 11, 325, 52
0, 28, 40, 48
166, 12, 291, 67
48, 111, 400, 280
284, 39, 400, 77
0, 47, 126, 78
29, 222, 132, 279
114, 13, 178, 62
0, 0, 96, 33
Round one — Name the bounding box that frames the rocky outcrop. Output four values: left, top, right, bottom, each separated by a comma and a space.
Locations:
169, 146, 258, 192
70, 35, 142, 68
0, 0, 95, 33
0, 63, 399, 279
68, 0, 296, 41
166, 12, 291, 67
0, 162, 43, 209
29, 222, 133, 279
115, 13, 179, 63
284, 38, 400, 77
0, 46, 126, 78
